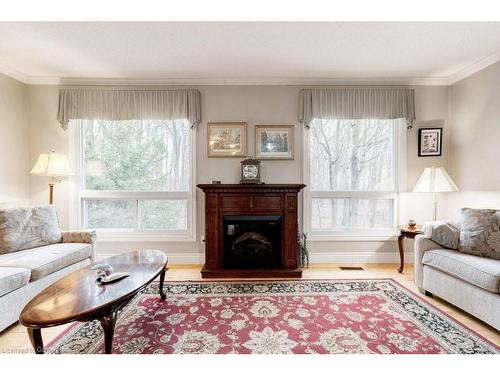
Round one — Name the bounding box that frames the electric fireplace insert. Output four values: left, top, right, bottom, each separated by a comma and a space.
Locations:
223, 215, 282, 269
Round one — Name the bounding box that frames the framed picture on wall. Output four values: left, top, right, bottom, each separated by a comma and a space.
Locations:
254, 125, 294, 160
207, 122, 247, 158
418, 127, 442, 157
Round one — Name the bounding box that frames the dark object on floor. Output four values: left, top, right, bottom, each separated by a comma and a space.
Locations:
339, 266, 364, 270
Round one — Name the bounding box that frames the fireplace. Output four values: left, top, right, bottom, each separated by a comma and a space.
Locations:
223, 215, 282, 269
197, 184, 306, 278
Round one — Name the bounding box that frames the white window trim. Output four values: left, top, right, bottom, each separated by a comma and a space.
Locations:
302, 119, 407, 242
68, 120, 197, 242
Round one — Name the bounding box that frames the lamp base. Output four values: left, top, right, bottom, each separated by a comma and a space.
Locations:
49, 183, 54, 205
48, 176, 60, 205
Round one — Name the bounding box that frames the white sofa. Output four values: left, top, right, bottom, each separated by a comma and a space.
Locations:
0, 206, 96, 332
414, 220, 500, 331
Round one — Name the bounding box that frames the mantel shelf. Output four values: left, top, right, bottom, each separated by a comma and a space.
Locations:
197, 183, 306, 193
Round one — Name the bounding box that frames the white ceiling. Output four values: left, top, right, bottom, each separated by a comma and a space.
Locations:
1, 22, 500, 85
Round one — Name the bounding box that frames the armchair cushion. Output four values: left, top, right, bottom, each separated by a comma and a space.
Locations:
0, 206, 62, 255
423, 220, 460, 250
458, 208, 500, 260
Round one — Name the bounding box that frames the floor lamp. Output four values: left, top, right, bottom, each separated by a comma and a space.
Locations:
30, 151, 72, 205
412, 166, 459, 221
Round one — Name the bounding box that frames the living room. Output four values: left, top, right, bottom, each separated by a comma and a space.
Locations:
0, 1, 499, 372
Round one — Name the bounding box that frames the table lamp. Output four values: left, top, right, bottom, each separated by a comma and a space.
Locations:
30, 151, 72, 204
412, 166, 459, 220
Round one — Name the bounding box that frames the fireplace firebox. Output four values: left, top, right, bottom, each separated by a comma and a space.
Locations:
197, 184, 306, 278
223, 215, 282, 269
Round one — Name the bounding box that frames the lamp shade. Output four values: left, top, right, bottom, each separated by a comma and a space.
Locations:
412, 166, 459, 193
30, 151, 72, 177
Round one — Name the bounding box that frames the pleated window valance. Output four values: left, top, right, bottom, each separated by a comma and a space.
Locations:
299, 88, 416, 128
57, 88, 201, 129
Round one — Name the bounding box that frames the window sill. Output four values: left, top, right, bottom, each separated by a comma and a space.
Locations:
94, 231, 196, 242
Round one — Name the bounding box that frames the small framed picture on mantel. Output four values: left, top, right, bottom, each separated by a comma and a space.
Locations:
254, 125, 294, 160
418, 128, 442, 157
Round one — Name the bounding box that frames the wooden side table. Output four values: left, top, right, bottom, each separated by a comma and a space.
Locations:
398, 225, 424, 273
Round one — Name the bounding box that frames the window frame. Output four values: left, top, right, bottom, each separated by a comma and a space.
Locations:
302, 118, 406, 241
68, 119, 197, 242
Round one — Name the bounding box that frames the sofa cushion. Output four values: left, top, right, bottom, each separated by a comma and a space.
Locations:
458, 208, 500, 260
422, 249, 500, 293
0, 206, 62, 255
0, 267, 31, 297
0, 243, 92, 281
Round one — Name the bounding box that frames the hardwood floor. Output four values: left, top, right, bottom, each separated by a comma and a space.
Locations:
0, 263, 498, 353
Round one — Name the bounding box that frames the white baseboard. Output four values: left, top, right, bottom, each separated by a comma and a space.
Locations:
96, 252, 204, 264
97, 251, 412, 265
309, 251, 414, 264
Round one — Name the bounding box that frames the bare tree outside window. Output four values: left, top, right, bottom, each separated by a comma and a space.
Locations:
83, 119, 190, 191
78, 119, 191, 232
309, 119, 398, 232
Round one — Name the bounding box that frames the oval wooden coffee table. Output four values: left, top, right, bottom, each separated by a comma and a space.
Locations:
20, 249, 168, 354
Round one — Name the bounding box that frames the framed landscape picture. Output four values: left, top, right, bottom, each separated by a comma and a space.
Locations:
418, 127, 442, 157
254, 125, 294, 160
207, 122, 247, 158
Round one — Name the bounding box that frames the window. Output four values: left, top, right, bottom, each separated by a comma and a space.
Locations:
306, 118, 404, 237
72, 119, 195, 240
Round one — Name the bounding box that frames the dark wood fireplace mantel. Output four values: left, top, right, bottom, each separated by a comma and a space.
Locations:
197, 184, 306, 278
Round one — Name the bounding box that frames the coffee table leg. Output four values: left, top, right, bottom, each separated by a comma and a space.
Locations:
99, 312, 117, 354
397, 233, 404, 273
28, 328, 44, 354
159, 266, 166, 300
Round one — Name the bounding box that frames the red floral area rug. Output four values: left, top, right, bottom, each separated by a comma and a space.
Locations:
47, 279, 499, 354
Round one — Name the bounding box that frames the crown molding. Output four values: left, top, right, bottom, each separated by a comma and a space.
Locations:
26, 76, 61, 85
0, 62, 28, 83
407, 77, 449, 86
447, 49, 500, 85
0, 70, 450, 86
56, 76, 449, 86
2, 56, 498, 87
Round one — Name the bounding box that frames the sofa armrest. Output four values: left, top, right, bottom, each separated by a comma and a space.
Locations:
62, 231, 97, 262
414, 234, 446, 290
422, 220, 460, 249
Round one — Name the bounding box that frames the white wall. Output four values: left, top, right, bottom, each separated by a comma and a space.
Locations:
403, 86, 450, 224
447, 61, 500, 219
0, 73, 28, 207
27, 84, 450, 262
28, 86, 71, 222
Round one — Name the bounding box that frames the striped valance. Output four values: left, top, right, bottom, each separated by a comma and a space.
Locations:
57, 88, 201, 129
299, 88, 416, 128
